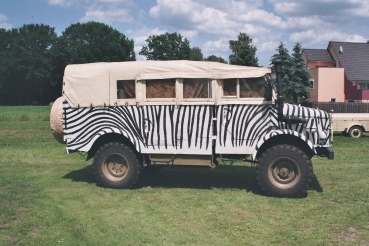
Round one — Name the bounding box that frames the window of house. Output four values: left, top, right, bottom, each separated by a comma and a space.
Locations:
360, 83, 369, 90
223, 79, 237, 96
183, 78, 212, 98
331, 98, 336, 102
146, 79, 176, 98
309, 79, 314, 89
117, 80, 135, 99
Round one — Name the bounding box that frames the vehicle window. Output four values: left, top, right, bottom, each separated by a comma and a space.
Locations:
146, 79, 175, 98
183, 78, 211, 98
223, 78, 237, 96
117, 80, 135, 99
240, 78, 265, 98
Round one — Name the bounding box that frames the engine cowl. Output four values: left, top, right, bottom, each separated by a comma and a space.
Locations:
50, 96, 66, 144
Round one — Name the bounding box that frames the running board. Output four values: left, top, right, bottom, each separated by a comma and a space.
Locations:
148, 154, 215, 168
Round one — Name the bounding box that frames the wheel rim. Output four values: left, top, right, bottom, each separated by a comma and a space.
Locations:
102, 153, 129, 182
351, 129, 361, 138
268, 157, 300, 189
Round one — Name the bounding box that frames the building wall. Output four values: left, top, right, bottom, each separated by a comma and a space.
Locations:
328, 44, 340, 66
344, 78, 362, 101
307, 61, 335, 68
308, 68, 319, 101
308, 67, 345, 102
362, 90, 369, 102
344, 78, 369, 102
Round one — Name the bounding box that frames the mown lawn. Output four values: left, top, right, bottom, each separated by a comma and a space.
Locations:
0, 106, 368, 245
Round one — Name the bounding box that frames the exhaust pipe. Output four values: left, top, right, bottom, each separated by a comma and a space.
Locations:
272, 59, 305, 124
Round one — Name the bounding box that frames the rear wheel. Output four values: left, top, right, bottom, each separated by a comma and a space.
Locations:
349, 126, 363, 138
93, 142, 142, 189
256, 144, 313, 197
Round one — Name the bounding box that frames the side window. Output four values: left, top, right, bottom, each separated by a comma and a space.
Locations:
240, 78, 265, 98
146, 79, 175, 98
117, 80, 135, 99
223, 79, 237, 96
183, 78, 211, 98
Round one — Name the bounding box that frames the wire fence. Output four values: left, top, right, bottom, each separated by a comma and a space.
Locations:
300, 102, 369, 113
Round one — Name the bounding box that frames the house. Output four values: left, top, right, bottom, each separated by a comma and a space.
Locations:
303, 41, 369, 102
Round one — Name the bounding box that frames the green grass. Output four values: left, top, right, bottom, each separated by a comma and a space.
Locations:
0, 106, 51, 121
1, 106, 369, 245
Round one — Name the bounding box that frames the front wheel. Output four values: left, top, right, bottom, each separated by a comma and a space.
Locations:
93, 142, 142, 189
256, 144, 313, 197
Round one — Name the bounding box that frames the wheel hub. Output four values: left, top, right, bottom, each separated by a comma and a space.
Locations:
278, 167, 290, 178
268, 158, 301, 189
103, 154, 129, 181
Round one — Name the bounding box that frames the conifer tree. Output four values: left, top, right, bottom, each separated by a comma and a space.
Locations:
291, 42, 311, 102
270, 42, 310, 104
229, 33, 258, 66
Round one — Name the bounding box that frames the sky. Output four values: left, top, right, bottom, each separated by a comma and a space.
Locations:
1, 0, 369, 67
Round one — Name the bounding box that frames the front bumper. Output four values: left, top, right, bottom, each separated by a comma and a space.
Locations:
316, 147, 334, 160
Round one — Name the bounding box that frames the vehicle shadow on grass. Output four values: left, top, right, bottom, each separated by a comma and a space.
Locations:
63, 164, 97, 184
63, 164, 323, 197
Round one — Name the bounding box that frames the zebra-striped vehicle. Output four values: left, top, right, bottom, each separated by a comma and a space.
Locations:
50, 60, 334, 197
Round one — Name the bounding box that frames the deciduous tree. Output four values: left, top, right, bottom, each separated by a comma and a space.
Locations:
0, 24, 57, 105
204, 55, 227, 64
190, 47, 203, 61
50, 22, 136, 102
139, 32, 191, 60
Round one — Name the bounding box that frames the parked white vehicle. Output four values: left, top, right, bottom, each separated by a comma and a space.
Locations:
331, 113, 369, 138
50, 60, 333, 197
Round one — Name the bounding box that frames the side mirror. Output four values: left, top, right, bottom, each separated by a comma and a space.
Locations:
264, 84, 272, 101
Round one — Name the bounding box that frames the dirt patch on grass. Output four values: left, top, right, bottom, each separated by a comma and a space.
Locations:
0, 207, 28, 228
340, 226, 368, 244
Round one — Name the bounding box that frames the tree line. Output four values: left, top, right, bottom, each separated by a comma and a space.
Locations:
0, 21, 309, 105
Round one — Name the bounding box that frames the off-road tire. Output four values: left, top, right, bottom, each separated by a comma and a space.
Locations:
256, 144, 313, 198
93, 142, 142, 189
349, 126, 363, 138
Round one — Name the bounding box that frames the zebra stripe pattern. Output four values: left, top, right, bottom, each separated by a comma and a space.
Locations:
215, 104, 279, 153
63, 102, 213, 154
63, 101, 330, 156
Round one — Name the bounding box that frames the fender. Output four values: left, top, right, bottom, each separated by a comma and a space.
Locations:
345, 123, 365, 133
252, 129, 316, 160
66, 127, 144, 154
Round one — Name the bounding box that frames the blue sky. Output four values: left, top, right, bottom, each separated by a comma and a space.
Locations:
1, 0, 368, 67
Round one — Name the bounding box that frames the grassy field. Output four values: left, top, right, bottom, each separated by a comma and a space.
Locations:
0, 106, 368, 245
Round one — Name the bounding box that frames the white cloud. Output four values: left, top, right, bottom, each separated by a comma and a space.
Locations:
202, 38, 230, 59
0, 14, 12, 29
80, 8, 133, 23
179, 30, 198, 40
128, 26, 168, 59
271, 0, 369, 19
48, 0, 133, 7
259, 41, 280, 52
289, 29, 367, 45
131, 27, 167, 45
48, 0, 77, 7
242, 24, 271, 36
149, 0, 239, 35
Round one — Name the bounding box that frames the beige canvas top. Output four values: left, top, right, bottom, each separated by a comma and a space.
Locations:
62, 60, 271, 107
